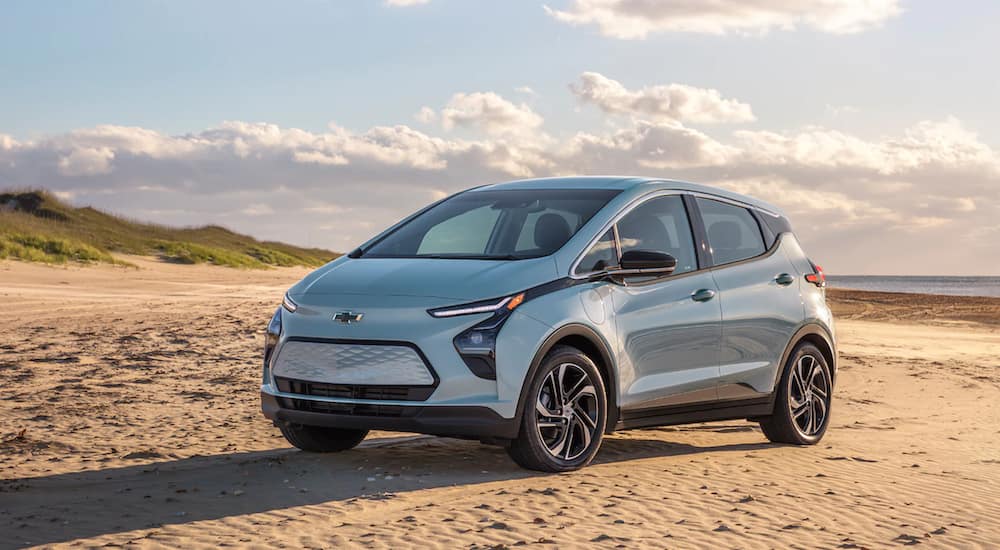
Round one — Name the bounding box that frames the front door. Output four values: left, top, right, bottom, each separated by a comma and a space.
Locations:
607, 194, 722, 411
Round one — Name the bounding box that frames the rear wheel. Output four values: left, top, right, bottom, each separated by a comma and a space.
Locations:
279, 423, 368, 453
507, 346, 607, 472
759, 342, 832, 445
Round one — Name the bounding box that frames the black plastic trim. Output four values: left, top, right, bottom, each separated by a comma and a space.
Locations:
774, 323, 838, 387
617, 396, 775, 430
515, 323, 619, 434
262, 391, 519, 439
751, 209, 777, 248
757, 208, 794, 236
274, 376, 435, 401
682, 193, 713, 270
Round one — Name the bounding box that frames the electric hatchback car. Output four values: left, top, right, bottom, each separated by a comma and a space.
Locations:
261, 177, 835, 472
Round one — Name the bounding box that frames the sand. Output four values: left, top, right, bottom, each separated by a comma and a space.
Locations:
1, 258, 998, 549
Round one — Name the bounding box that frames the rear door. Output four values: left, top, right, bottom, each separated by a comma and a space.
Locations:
600, 194, 723, 411
693, 197, 803, 400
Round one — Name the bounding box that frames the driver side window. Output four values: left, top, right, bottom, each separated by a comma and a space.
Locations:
616, 195, 698, 275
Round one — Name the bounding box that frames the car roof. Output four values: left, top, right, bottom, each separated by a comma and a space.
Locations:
473, 176, 786, 217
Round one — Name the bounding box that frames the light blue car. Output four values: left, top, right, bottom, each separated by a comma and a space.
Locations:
262, 176, 836, 471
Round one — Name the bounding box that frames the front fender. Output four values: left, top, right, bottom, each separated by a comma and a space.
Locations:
495, 282, 621, 432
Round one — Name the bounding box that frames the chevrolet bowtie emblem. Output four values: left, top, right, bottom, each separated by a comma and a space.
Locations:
333, 311, 364, 324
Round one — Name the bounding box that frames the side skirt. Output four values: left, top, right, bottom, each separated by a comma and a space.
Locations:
615, 396, 775, 431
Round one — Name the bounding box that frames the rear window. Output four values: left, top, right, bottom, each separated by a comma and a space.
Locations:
696, 198, 766, 265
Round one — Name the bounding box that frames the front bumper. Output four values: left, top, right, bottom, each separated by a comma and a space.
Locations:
261, 390, 519, 439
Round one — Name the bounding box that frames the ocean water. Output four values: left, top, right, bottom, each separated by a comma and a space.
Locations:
826, 276, 1000, 298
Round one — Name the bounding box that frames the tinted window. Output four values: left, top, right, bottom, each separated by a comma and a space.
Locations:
515, 209, 582, 253
696, 198, 766, 265
576, 229, 618, 274
418, 205, 501, 255
365, 189, 619, 260
616, 195, 698, 275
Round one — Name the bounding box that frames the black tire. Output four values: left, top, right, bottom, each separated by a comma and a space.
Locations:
279, 423, 368, 453
759, 342, 833, 445
507, 345, 607, 472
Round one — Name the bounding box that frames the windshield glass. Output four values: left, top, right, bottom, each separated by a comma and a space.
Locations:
363, 189, 620, 260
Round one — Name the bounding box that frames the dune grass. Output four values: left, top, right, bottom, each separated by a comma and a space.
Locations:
0, 190, 338, 268
0, 233, 132, 266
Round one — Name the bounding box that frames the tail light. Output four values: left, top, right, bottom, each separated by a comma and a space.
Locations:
804, 262, 826, 287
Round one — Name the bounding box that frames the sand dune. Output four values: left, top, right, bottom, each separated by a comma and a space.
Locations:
2, 259, 998, 548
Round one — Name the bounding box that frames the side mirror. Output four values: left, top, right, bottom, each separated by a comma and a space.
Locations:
609, 250, 677, 277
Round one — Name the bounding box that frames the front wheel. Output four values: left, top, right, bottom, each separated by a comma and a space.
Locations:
759, 342, 833, 445
279, 423, 368, 453
507, 346, 607, 472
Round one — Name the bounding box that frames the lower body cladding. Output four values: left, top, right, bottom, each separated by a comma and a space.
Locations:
260, 391, 518, 440
261, 335, 530, 441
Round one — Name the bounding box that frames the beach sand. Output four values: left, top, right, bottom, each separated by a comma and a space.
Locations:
1, 259, 998, 548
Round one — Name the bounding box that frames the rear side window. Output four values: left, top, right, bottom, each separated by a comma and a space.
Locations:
696, 198, 766, 265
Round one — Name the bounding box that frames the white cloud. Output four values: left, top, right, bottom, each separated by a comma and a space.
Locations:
57, 147, 115, 176
414, 106, 437, 124
3, 90, 999, 274
715, 177, 895, 227
0, 134, 16, 151
545, 0, 903, 38
734, 117, 999, 177
952, 197, 977, 212
419, 92, 545, 138
292, 150, 349, 166
571, 72, 755, 124
556, 120, 736, 171
241, 203, 275, 216
385, 0, 429, 6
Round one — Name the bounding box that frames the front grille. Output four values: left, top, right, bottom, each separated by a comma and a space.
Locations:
273, 340, 436, 386
275, 376, 434, 401
278, 397, 416, 418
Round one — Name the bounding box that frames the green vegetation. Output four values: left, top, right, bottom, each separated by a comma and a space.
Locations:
0, 233, 130, 265
0, 190, 338, 268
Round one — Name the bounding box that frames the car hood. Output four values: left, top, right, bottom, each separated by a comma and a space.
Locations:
289, 256, 560, 302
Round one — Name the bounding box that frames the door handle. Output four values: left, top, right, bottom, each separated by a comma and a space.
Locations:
691, 288, 716, 302
775, 273, 795, 286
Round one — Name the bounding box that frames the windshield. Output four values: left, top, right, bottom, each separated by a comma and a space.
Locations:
363, 188, 620, 260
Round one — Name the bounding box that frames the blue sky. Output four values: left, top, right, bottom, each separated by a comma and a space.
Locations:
2, 0, 999, 274
5, 0, 999, 139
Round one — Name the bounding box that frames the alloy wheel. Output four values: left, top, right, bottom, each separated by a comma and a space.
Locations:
788, 353, 830, 437
534, 363, 600, 461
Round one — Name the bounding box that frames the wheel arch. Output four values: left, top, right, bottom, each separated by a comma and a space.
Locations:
775, 323, 838, 388
514, 323, 619, 435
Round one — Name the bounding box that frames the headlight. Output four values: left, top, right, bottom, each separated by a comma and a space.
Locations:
264, 307, 282, 369
427, 293, 523, 318
282, 293, 298, 313
428, 293, 526, 380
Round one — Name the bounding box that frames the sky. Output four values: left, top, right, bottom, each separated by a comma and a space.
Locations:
1, 0, 999, 275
